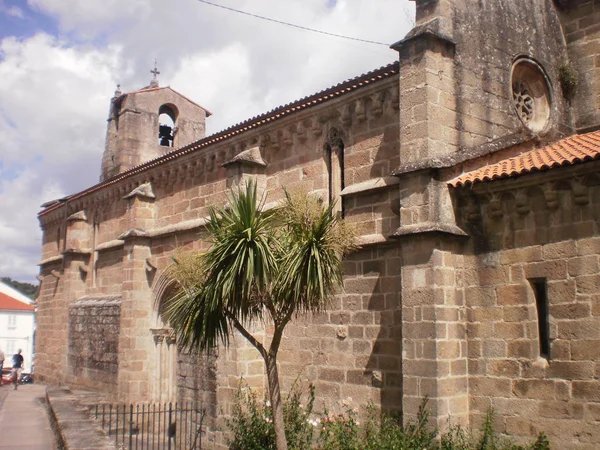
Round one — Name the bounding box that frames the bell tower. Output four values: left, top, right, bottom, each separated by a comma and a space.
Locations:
100, 65, 211, 181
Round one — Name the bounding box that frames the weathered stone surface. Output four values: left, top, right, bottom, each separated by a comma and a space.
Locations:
34, 1, 600, 449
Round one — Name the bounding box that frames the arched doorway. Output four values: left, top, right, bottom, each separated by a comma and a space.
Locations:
150, 272, 178, 403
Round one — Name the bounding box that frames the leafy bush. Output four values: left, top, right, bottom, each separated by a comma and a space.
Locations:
225, 382, 551, 450
225, 380, 316, 450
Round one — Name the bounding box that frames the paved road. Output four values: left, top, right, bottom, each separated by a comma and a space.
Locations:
0, 383, 56, 449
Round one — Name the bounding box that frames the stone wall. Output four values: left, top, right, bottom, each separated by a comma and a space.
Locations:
276, 245, 402, 416
68, 297, 121, 393
452, 162, 600, 449
36, 73, 402, 447
557, 0, 600, 132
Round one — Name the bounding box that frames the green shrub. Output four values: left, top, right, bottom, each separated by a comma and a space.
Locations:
225, 381, 551, 450
225, 380, 316, 450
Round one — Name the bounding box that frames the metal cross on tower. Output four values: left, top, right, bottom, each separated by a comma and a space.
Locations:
150, 60, 160, 87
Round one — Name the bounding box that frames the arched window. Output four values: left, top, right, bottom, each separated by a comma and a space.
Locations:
158, 105, 178, 147
325, 128, 345, 217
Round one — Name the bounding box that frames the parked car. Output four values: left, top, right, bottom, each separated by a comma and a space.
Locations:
0, 369, 33, 385
1, 369, 14, 385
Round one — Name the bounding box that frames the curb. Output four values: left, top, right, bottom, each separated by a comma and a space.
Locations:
46, 386, 117, 450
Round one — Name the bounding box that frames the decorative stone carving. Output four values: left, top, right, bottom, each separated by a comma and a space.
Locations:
487, 194, 504, 219
296, 123, 307, 142
511, 58, 552, 133
391, 86, 400, 110
124, 182, 156, 200
515, 189, 530, 215
326, 127, 344, 150
355, 99, 366, 122
67, 210, 88, 222
543, 185, 559, 209
259, 134, 270, 150
271, 132, 281, 150
282, 129, 293, 147
151, 327, 176, 345
371, 92, 384, 117
465, 196, 481, 222
311, 119, 323, 138
223, 146, 267, 168
572, 178, 589, 205
340, 104, 352, 125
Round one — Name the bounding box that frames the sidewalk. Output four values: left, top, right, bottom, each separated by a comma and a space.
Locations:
0, 383, 55, 449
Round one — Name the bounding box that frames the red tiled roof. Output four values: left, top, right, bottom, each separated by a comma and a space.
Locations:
39, 61, 399, 217
0, 292, 34, 311
450, 131, 600, 187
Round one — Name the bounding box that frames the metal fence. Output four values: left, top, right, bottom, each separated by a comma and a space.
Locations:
92, 402, 205, 450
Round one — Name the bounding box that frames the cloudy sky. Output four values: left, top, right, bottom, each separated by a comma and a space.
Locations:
0, 0, 415, 283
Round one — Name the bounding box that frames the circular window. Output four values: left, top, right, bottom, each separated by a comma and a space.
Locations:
511, 58, 552, 133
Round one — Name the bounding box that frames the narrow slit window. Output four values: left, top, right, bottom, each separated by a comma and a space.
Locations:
530, 279, 550, 360
325, 128, 345, 217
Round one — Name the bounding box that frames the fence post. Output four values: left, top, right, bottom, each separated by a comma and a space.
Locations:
128, 404, 133, 449
168, 402, 173, 450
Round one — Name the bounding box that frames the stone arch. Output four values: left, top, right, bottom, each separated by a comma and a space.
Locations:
149, 269, 179, 403
158, 104, 178, 147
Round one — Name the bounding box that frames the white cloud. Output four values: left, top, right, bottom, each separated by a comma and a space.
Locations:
4, 5, 24, 18
0, 0, 415, 281
0, 33, 126, 281
0, 167, 64, 281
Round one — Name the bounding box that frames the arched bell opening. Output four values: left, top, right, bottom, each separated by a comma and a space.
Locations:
158, 104, 178, 148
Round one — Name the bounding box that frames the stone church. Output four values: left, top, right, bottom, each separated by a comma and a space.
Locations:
36, 1, 600, 448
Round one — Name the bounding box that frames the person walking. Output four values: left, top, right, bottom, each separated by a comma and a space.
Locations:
11, 349, 23, 390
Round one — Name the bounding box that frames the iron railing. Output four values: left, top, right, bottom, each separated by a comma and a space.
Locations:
92, 402, 205, 450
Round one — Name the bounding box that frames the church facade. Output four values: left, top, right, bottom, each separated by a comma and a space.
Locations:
36, 1, 600, 448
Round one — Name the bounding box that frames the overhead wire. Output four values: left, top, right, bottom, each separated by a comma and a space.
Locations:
195, 0, 392, 47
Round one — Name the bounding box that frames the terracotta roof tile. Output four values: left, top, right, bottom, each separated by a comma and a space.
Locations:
0, 292, 34, 311
450, 130, 600, 187
39, 61, 399, 216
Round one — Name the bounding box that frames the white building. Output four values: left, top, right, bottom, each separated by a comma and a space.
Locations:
0, 282, 35, 372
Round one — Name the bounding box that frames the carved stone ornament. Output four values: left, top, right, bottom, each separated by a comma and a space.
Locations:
355, 99, 366, 122
340, 104, 352, 125
151, 327, 176, 345
371, 93, 384, 117
124, 182, 156, 200
312, 120, 323, 138
544, 186, 559, 209
487, 194, 504, 220
223, 146, 267, 168
515, 189, 530, 216
296, 123, 307, 142
326, 127, 344, 149
572, 178, 589, 206
511, 58, 552, 133
66, 210, 88, 222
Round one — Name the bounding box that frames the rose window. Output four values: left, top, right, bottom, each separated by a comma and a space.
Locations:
511, 58, 552, 133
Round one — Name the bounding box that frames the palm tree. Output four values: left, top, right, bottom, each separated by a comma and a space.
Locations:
165, 180, 356, 450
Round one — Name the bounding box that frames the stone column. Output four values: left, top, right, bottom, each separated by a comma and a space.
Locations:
391, 13, 469, 428
60, 210, 91, 382
117, 183, 157, 402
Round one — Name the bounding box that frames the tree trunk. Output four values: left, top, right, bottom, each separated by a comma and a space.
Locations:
266, 354, 288, 450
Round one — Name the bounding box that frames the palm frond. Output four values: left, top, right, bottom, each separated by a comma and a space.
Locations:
275, 190, 357, 317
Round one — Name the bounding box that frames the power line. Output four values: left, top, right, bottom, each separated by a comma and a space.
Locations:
196, 0, 391, 47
